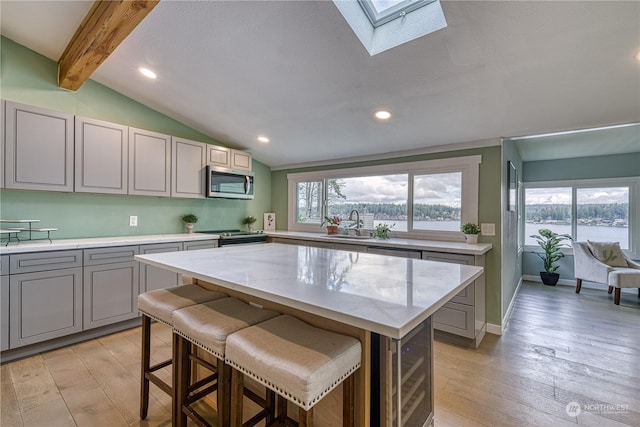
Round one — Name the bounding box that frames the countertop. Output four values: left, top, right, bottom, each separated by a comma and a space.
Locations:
267, 230, 492, 255
0, 233, 219, 254
135, 243, 484, 339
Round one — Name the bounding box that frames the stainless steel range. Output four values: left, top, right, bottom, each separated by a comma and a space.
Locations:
200, 229, 268, 246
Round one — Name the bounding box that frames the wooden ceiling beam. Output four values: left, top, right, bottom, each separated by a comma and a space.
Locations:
58, 0, 159, 91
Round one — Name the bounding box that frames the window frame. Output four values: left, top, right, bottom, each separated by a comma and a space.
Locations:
287, 155, 481, 241
523, 177, 639, 256
358, 0, 437, 27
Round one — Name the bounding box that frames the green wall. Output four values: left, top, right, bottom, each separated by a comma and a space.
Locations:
271, 146, 504, 326
523, 152, 640, 182
0, 37, 271, 237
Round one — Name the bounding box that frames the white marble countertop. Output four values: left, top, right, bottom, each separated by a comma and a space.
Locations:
0, 233, 219, 254
267, 230, 492, 255
135, 243, 483, 339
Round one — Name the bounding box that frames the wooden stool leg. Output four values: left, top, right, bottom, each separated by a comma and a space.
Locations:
608, 286, 614, 294
140, 315, 151, 419
614, 288, 621, 305
176, 334, 190, 427
343, 375, 355, 427
265, 389, 276, 425
575, 279, 582, 294
217, 359, 232, 427
231, 369, 244, 427
277, 395, 287, 423
299, 407, 313, 427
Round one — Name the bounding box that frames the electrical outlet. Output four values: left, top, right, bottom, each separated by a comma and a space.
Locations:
130, 216, 138, 227
481, 223, 495, 236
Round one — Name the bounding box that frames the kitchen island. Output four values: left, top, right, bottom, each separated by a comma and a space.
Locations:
135, 243, 483, 427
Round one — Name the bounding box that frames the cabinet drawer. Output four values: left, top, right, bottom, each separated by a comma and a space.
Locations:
1, 255, 8, 276
84, 246, 139, 265
433, 301, 474, 339
10, 250, 82, 274
183, 240, 218, 251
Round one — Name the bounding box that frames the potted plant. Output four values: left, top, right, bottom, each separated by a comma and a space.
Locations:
461, 222, 481, 244
530, 228, 572, 286
242, 215, 257, 232
373, 223, 395, 240
322, 216, 341, 235
181, 213, 198, 234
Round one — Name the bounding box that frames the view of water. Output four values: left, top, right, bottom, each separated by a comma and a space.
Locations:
370, 220, 629, 249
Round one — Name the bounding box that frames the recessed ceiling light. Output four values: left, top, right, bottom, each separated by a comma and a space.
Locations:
374, 110, 392, 120
139, 67, 157, 79
635, 50, 640, 62
257, 135, 270, 143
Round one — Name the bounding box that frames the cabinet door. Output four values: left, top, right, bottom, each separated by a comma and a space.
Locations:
75, 116, 128, 194
139, 242, 182, 293
128, 127, 171, 197
432, 301, 474, 338
84, 262, 139, 329
207, 145, 230, 168
171, 137, 206, 198
4, 101, 74, 192
422, 252, 475, 305
230, 150, 252, 171
1, 275, 8, 351
183, 240, 218, 251
1, 100, 5, 189
9, 268, 82, 348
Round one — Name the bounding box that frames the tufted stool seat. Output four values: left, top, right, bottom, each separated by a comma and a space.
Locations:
137, 285, 227, 421
172, 297, 280, 427
225, 314, 362, 427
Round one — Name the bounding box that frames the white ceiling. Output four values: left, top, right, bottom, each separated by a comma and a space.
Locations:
1, 1, 639, 168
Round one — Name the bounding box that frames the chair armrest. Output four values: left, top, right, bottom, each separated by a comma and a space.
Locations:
573, 242, 611, 284
625, 257, 640, 270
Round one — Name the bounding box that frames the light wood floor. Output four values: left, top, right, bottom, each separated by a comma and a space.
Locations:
2, 281, 639, 426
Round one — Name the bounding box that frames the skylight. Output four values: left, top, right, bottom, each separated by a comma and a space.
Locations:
359, 0, 436, 27
333, 0, 447, 56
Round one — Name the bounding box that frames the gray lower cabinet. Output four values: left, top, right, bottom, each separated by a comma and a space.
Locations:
83, 246, 139, 330
422, 251, 486, 347
75, 116, 128, 194
4, 101, 74, 192
1, 255, 9, 351
9, 267, 83, 348
139, 242, 182, 293
183, 239, 218, 251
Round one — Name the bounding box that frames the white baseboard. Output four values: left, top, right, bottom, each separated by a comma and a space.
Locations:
522, 274, 636, 294
486, 323, 502, 335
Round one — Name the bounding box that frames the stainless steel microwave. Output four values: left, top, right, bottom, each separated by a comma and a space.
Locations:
206, 165, 254, 199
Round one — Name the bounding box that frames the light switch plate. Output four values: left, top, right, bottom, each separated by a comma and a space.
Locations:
481, 223, 495, 236
130, 216, 138, 227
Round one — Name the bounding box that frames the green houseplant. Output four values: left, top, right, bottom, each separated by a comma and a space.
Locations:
181, 213, 198, 234
322, 216, 341, 235
530, 228, 572, 286
242, 215, 257, 231
372, 223, 394, 240
461, 222, 481, 244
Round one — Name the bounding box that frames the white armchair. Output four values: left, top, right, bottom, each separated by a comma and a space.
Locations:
573, 242, 640, 305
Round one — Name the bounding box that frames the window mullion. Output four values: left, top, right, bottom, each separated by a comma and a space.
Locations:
407, 173, 414, 232
571, 187, 577, 240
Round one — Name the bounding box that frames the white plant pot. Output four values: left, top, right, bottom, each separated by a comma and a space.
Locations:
465, 234, 478, 244
186, 223, 194, 234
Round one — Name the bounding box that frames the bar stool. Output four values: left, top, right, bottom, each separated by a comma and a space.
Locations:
225, 315, 362, 427
172, 297, 280, 427
137, 284, 227, 421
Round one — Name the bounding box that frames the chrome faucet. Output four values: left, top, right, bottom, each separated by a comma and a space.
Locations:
348, 209, 362, 235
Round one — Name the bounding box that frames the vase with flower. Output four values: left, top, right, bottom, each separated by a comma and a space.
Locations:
322, 216, 341, 235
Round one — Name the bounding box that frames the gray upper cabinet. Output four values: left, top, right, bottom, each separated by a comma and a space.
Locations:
4, 101, 74, 192
75, 116, 128, 194
171, 137, 206, 199
207, 145, 231, 168
231, 150, 252, 171
128, 127, 171, 197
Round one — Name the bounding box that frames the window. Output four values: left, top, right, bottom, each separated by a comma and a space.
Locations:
525, 179, 636, 252
288, 156, 481, 240
359, 0, 436, 27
